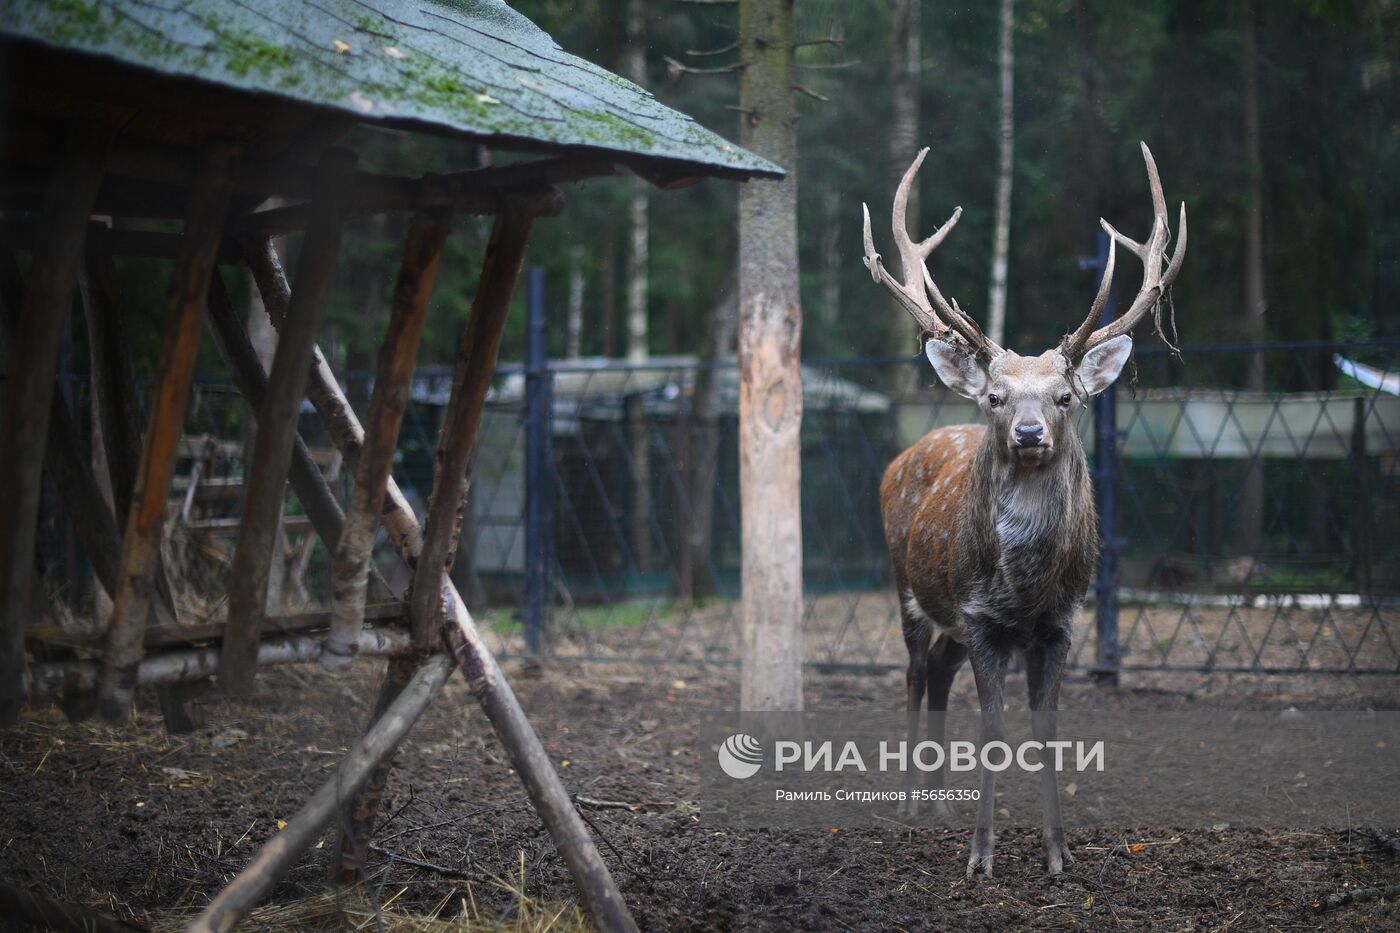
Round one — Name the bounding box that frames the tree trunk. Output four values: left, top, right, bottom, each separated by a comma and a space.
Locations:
687, 261, 737, 603
738, 0, 803, 711
566, 245, 585, 359
1237, 0, 1267, 561
986, 0, 1015, 348
626, 0, 653, 574
887, 0, 921, 354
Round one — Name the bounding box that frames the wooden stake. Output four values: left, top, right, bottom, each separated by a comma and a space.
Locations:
0, 137, 107, 727
220, 150, 355, 697
188, 654, 456, 933
243, 234, 638, 933
326, 206, 450, 666
96, 144, 234, 723
409, 208, 533, 649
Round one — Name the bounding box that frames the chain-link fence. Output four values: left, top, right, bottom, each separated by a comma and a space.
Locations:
430, 338, 1397, 676
102, 338, 1398, 677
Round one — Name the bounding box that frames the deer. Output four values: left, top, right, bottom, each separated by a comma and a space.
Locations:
862, 142, 1186, 878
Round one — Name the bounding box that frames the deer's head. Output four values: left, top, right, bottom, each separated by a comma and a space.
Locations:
861, 142, 1187, 469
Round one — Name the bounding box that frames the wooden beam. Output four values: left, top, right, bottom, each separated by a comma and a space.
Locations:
188, 653, 456, 933
219, 150, 355, 697
96, 142, 235, 723
243, 226, 638, 933
0, 136, 107, 727
409, 208, 533, 649
25, 603, 403, 652
325, 205, 450, 666
29, 627, 414, 700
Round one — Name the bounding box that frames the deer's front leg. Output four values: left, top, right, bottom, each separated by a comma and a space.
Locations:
966, 637, 1010, 879
1026, 634, 1073, 875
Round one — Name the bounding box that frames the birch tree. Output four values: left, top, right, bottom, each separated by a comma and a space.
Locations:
986, 0, 1015, 348
738, 0, 803, 711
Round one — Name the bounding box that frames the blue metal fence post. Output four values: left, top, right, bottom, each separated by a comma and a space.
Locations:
1081, 231, 1121, 684
523, 266, 552, 661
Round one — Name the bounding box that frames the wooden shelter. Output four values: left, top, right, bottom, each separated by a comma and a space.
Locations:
0, 1, 780, 929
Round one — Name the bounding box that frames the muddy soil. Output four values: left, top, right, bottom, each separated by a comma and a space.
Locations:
1, 662, 1397, 931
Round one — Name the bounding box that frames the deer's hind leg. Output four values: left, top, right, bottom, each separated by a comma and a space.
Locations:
898, 605, 933, 818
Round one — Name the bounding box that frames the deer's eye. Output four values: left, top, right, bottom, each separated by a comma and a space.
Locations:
1058, 392, 1073, 407
987, 393, 1001, 408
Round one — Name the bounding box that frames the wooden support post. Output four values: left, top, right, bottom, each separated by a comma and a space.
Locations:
325, 206, 451, 666
0, 139, 107, 727
97, 143, 234, 723
83, 246, 144, 527
409, 208, 533, 649
0, 259, 121, 600
220, 150, 355, 696
188, 653, 455, 933
334, 655, 416, 882
243, 234, 638, 933
204, 272, 350, 559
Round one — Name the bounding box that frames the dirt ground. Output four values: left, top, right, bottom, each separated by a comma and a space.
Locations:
1, 658, 1398, 931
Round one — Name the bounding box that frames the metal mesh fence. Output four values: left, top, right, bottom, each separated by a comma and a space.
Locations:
128, 339, 1399, 676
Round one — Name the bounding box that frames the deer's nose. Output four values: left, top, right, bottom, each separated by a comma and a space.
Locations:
1014, 423, 1044, 447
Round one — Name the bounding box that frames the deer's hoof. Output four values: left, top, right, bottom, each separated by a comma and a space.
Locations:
1043, 829, 1074, 876
966, 831, 995, 880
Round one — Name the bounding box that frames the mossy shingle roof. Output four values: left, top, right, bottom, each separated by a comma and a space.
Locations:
0, 0, 781, 179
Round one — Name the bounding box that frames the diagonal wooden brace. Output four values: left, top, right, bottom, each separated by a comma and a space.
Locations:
240, 226, 637, 932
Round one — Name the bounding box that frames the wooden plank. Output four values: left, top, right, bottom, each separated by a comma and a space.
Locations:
326, 206, 450, 665
243, 221, 637, 933
0, 136, 107, 727
409, 208, 533, 649
96, 142, 235, 723
218, 150, 356, 696
190, 515, 314, 535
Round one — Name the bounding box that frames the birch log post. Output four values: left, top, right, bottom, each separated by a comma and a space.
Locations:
187, 654, 456, 933
241, 228, 637, 933
96, 142, 234, 724
325, 206, 450, 665
0, 138, 106, 727
220, 150, 355, 696
407, 208, 533, 650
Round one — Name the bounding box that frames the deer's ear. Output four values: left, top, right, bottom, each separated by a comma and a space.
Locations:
1075, 335, 1133, 396
924, 339, 987, 399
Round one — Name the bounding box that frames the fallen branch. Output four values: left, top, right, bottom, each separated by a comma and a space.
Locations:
573, 795, 677, 813
1315, 883, 1400, 912
1361, 827, 1400, 858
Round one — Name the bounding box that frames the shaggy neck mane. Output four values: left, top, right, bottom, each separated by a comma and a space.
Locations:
966, 431, 1091, 579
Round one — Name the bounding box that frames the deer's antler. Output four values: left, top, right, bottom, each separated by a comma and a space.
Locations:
1063, 142, 1188, 361
862, 148, 1002, 358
